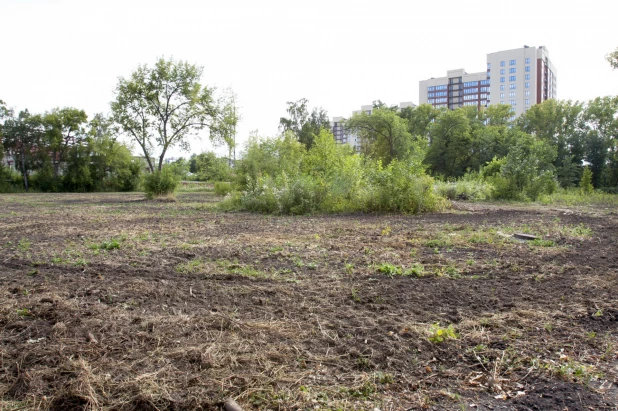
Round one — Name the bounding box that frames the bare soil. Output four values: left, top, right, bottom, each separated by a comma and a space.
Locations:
1, 192, 617, 410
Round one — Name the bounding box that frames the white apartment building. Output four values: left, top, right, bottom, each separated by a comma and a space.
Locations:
331, 102, 416, 151
419, 46, 557, 117
419, 69, 489, 110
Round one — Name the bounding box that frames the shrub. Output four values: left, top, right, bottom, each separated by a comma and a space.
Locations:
366, 159, 446, 213
579, 167, 593, 194
226, 131, 446, 215
115, 161, 142, 191
214, 181, 232, 196
143, 168, 180, 199
434, 177, 494, 201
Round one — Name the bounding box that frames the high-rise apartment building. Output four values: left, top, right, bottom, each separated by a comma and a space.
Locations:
332, 102, 416, 151
419, 46, 557, 117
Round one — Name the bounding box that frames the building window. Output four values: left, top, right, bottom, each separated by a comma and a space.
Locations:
436, 85, 447, 91
510, 59, 516, 65
500, 61, 505, 67
509, 92, 515, 97
500, 101, 504, 104
500, 85, 505, 90
500, 77, 505, 83
464, 95, 477, 101
500, 93, 504, 98
487, 63, 491, 69
525, 99, 530, 105
525, 82, 530, 88
525, 58, 530, 64
509, 84, 516, 89
480, 86, 490, 92
463, 81, 478, 87
525, 66, 530, 72
509, 67, 516, 73
480, 80, 490, 85
525, 74, 530, 80
464, 88, 478, 94
509, 76, 516, 81
524, 91, 530, 96
510, 100, 516, 105
428, 86, 435, 91
500, 69, 505, 75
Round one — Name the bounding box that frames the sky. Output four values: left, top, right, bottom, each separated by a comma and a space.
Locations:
1, 0, 617, 159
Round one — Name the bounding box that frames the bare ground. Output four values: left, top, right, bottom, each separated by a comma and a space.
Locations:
0, 192, 617, 410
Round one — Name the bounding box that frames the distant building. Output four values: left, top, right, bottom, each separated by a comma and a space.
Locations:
331, 101, 416, 152
419, 45, 557, 117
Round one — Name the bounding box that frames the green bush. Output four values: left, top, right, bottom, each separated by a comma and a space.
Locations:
214, 181, 232, 196
143, 168, 180, 199
579, 167, 593, 194
366, 159, 446, 213
115, 161, 142, 192
225, 131, 446, 215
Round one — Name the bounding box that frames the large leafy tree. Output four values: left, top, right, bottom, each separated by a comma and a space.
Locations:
424, 109, 473, 177
398, 104, 439, 139
516, 100, 586, 187
279, 98, 330, 149
2, 110, 47, 191
111, 57, 235, 172
41, 107, 88, 178
582, 96, 618, 187
345, 108, 413, 164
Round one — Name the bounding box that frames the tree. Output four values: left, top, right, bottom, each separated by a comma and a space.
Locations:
482, 130, 558, 200
190, 151, 230, 181
111, 57, 235, 172
606, 47, 618, 70
345, 108, 413, 164
209, 90, 239, 166
41, 107, 88, 179
516, 99, 586, 187
279, 98, 330, 149
0, 100, 9, 160
398, 104, 439, 139
2, 110, 46, 191
582, 96, 618, 187
424, 108, 473, 178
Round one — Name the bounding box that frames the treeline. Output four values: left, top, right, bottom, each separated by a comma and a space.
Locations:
0, 57, 238, 194
0, 104, 141, 193
350, 98, 618, 192
218, 96, 617, 214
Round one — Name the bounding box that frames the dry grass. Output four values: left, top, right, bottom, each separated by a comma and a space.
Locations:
0, 193, 616, 410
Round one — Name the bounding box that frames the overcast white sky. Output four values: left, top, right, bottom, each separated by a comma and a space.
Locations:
1, 0, 617, 158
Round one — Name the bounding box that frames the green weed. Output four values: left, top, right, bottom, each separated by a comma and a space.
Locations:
377, 263, 402, 277
428, 323, 458, 344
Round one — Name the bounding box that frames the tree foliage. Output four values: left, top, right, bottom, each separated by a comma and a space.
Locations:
279, 98, 330, 149
111, 57, 237, 172
345, 108, 415, 164
607, 47, 618, 70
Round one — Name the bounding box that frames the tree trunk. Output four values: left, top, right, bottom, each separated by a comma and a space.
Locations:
19, 139, 28, 192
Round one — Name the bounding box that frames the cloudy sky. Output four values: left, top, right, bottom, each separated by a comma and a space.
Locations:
1, 0, 616, 158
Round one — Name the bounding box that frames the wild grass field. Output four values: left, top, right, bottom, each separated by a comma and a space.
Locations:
0, 192, 617, 410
